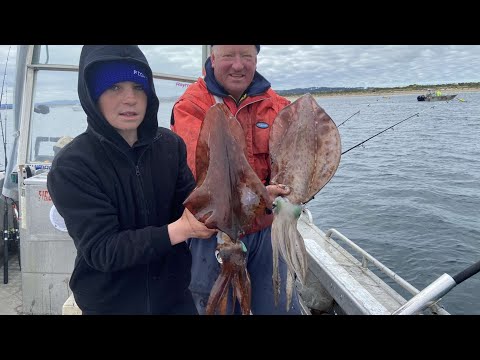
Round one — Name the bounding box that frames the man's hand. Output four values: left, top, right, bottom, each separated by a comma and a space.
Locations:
266, 183, 291, 204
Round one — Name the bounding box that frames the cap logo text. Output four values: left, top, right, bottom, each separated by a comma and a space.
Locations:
134, 70, 146, 79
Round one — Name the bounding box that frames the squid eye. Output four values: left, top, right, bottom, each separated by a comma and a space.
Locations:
240, 241, 247, 253
214, 250, 223, 264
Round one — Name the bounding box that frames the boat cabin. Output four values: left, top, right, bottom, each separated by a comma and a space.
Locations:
3, 45, 450, 315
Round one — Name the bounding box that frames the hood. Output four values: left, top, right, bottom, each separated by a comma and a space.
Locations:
78, 45, 159, 148
203, 57, 271, 98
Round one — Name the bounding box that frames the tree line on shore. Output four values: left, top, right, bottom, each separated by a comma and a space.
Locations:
276, 82, 480, 97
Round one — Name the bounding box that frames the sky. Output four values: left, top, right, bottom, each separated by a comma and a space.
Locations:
1, 45, 480, 102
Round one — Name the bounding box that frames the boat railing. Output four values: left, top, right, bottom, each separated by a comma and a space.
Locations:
322, 226, 449, 314
28, 63, 198, 84
18, 46, 201, 175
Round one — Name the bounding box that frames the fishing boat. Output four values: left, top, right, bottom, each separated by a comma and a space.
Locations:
417, 89, 457, 101
4, 45, 476, 316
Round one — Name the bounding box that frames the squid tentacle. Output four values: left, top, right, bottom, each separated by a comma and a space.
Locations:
272, 196, 308, 311
206, 267, 232, 315
271, 216, 281, 307
206, 237, 252, 315
235, 262, 252, 315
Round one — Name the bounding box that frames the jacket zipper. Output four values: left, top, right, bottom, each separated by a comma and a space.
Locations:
135, 149, 152, 314
235, 98, 265, 116
99, 135, 162, 314
100, 137, 154, 314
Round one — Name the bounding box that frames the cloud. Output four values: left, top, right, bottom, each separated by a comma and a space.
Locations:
2, 45, 480, 103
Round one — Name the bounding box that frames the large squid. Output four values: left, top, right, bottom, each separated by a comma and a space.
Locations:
269, 93, 341, 310
183, 103, 271, 315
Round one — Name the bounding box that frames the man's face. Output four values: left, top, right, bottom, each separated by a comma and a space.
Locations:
211, 45, 258, 101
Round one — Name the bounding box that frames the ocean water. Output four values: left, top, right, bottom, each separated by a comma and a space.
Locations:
1, 91, 479, 314
145, 91, 480, 315
307, 92, 480, 315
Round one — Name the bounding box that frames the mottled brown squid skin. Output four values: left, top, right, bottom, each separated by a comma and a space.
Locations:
183, 103, 271, 241
269, 93, 341, 310
270, 93, 341, 205
184, 104, 269, 315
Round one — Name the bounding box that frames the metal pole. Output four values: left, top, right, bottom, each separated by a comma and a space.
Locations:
392, 274, 456, 315
13, 202, 20, 270
392, 259, 480, 315
3, 196, 8, 284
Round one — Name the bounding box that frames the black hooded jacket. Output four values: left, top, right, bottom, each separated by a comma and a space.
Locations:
47, 45, 197, 314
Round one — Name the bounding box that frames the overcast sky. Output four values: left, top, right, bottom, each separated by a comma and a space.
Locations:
1, 45, 480, 102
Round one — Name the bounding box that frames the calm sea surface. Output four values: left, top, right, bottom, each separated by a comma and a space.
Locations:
309, 93, 480, 314
306, 92, 480, 315
1, 91, 479, 314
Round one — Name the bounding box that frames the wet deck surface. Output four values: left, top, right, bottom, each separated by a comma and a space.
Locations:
0, 252, 23, 315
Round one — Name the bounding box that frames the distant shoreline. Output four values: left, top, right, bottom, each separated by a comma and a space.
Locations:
283, 87, 480, 101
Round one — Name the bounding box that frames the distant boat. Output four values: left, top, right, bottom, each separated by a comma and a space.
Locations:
72, 104, 83, 111
417, 89, 457, 102
33, 104, 50, 114
7, 45, 457, 316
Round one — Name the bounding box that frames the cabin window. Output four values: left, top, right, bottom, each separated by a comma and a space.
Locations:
33, 45, 204, 78
29, 70, 83, 163
27, 45, 204, 163
34, 45, 82, 66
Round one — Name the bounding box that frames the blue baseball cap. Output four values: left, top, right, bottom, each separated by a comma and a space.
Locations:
87, 60, 150, 102
210, 45, 260, 53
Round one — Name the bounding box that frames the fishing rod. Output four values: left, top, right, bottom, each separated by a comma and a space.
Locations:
337, 110, 360, 128
338, 99, 447, 156
1, 46, 11, 284
0, 46, 10, 105
318, 95, 474, 313
338, 93, 461, 155
341, 111, 421, 155
337, 101, 374, 128
392, 259, 480, 315
337, 92, 408, 129
0, 46, 11, 172
334, 97, 478, 313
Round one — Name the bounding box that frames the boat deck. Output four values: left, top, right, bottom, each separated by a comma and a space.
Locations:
0, 214, 450, 316
298, 212, 449, 315
0, 253, 23, 315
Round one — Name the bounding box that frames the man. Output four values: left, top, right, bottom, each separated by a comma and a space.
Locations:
47, 45, 216, 315
171, 45, 302, 314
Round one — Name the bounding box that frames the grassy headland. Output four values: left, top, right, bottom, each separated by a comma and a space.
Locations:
280, 82, 480, 101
